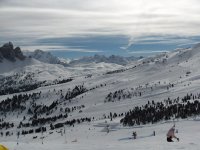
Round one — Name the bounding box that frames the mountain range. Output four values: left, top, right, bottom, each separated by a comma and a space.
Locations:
23, 47, 142, 66
1, 42, 200, 150
68, 54, 142, 66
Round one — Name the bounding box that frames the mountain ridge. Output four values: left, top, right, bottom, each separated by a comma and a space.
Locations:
24, 49, 66, 66
68, 54, 143, 66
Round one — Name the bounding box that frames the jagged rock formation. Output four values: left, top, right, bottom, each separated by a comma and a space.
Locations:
24, 49, 67, 65
0, 42, 26, 62
14, 46, 26, 60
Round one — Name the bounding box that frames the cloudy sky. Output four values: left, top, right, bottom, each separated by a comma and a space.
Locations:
0, 0, 200, 58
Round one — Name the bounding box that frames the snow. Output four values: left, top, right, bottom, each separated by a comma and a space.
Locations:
0, 58, 37, 75
1, 44, 200, 149
1, 120, 200, 150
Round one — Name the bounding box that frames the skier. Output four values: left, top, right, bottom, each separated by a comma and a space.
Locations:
106, 125, 109, 133
153, 131, 156, 136
166, 125, 179, 142
132, 131, 137, 139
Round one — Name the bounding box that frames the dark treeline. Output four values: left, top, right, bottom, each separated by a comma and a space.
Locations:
28, 100, 59, 116
0, 92, 41, 113
0, 131, 13, 137
21, 127, 47, 136
1, 127, 47, 137
32, 113, 68, 126
0, 81, 45, 96
105, 69, 126, 75
65, 85, 87, 101
89, 83, 107, 91
51, 117, 92, 130
0, 122, 14, 130
104, 82, 175, 103
9, 117, 92, 137
18, 114, 68, 128
103, 112, 124, 121
0, 74, 73, 96
121, 93, 200, 126
105, 65, 138, 75
63, 105, 85, 113
104, 89, 142, 102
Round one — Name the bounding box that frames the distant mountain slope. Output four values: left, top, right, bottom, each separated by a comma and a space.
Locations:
0, 42, 125, 78
69, 54, 142, 66
0, 42, 74, 81
24, 49, 67, 65
23, 49, 143, 73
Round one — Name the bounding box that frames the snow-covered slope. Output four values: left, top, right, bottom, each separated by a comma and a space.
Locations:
2, 120, 200, 150
0, 57, 72, 79
67, 62, 124, 75
1, 43, 200, 150
0, 58, 35, 75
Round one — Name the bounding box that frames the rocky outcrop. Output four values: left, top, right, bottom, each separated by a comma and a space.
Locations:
0, 42, 26, 62
14, 46, 26, 60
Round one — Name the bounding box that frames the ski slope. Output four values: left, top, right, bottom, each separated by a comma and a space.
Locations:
2, 120, 200, 150
1, 44, 200, 150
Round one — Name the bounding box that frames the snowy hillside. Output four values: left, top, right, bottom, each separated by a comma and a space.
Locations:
1, 43, 200, 150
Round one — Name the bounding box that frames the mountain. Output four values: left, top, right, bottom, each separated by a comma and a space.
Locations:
0, 42, 124, 78
68, 54, 142, 66
1, 43, 200, 150
0, 42, 75, 82
0, 42, 26, 62
24, 49, 67, 66
23, 50, 142, 74
24, 50, 142, 66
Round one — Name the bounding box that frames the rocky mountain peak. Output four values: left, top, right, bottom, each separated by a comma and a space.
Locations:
0, 42, 26, 62
2, 41, 14, 49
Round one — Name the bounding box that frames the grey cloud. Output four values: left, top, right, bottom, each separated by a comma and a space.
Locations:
0, 0, 200, 51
